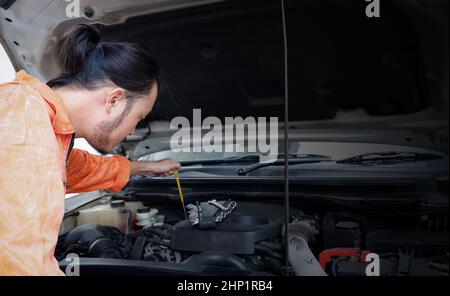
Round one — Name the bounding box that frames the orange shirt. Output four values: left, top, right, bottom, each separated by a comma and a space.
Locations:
0, 70, 131, 275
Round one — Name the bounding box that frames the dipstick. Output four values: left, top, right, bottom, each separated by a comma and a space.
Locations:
174, 170, 187, 220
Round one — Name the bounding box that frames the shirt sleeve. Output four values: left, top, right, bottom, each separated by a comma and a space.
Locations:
66, 148, 131, 193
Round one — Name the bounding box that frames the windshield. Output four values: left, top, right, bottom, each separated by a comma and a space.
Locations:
138, 142, 446, 163
139, 148, 263, 163
134, 142, 448, 180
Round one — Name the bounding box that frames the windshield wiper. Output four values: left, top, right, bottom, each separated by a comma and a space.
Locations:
236, 154, 331, 176
180, 154, 263, 166
180, 154, 331, 175
336, 151, 443, 165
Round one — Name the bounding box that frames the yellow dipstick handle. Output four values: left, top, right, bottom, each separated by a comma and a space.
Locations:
174, 170, 187, 219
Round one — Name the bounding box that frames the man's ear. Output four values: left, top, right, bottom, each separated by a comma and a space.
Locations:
105, 88, 126, 113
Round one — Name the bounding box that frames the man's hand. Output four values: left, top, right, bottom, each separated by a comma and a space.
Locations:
130, 158, 181, 177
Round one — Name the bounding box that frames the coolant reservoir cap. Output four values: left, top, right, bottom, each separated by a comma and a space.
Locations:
137, 207, 150, 213
111, 200, 125, 208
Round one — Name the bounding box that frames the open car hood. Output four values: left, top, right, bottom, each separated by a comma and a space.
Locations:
0, 0, 448, 152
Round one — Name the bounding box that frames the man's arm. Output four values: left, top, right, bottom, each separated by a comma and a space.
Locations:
130, 158, 181, 177
66, 149, 131, 193
66, 149, 180, 194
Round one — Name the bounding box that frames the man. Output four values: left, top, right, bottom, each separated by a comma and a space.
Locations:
0, 26, 180, 275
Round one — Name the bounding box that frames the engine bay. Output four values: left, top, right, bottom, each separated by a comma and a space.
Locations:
56, 192, 449, 276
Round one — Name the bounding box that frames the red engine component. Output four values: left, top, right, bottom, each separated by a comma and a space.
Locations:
318, 248, 371, 269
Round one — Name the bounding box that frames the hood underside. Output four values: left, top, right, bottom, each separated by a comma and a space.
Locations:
0, 0, 448, 151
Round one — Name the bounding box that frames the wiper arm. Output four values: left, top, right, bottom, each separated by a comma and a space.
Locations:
180, 154, 262, 166
237, 154, 331, 176
337, 151, 443, 165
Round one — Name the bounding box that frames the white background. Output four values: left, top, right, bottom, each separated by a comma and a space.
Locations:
0, 43, 15, 83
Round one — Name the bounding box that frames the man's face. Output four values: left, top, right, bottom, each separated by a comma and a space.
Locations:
85, 84, 158, 154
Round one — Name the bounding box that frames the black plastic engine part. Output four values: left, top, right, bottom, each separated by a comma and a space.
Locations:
365, 230, 449, 257
322, 212, 365, 249
331, 257, 395, 276
88, 238, 122, 259
171, 203, 284, 254
58, 257, 270, 276
129, 236, 147, 260
63, 224, 124, 258
182, 251, 250, 271
332, 254, 448, 276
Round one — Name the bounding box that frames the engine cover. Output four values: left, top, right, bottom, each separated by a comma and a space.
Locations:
171, 202, 284, 254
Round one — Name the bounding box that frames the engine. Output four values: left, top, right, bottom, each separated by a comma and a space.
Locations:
57, 200, 449, 276
57, 202, 290, 274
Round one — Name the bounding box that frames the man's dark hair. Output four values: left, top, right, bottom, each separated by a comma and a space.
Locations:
47, 24, 160, 113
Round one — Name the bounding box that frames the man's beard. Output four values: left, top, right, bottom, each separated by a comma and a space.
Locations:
85, 103, 133, 154
87, 124, 113, 154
